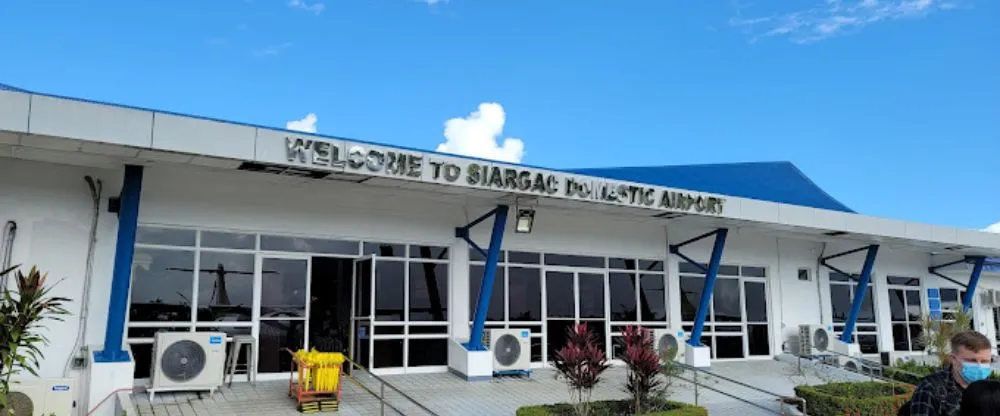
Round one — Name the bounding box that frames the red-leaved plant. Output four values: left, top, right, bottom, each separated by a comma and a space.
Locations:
553, 323, 610, 416
620, 325, 664, 414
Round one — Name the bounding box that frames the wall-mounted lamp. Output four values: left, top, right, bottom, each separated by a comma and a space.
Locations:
515, 208, 535, 233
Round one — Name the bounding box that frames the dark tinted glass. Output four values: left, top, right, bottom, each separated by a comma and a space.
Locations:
748, 325, 770, 356
640, 274, 667, 321
258, 320, 305, 373
909, 324, 924, 350
508, 267, 541, 321
830, 285, 851, 322
578, 273, 605, 319
744, 281, 767, 323
680, 276, 703, 321
129, 248, 194, 322
859, 287, 876, 323
719, 265, 740, 276
356, 260, 372, 317
508, 251, 540, 264
544, 253, 604, 268
261, 235, 359, 254
373, 339, 404, 368
200, 231, 256, 250
260, 258, 308, 318
829, 272, 854, 282
409, 263, 448, 321
408, 338, 447, 366
858, 334, 879, 354
197, 251, 254, 322
127, 326, 190, 339
679, 262, 707, 274
892, 324, 909, 351
136, 226, 196, 246
608, 258, 636, 270
409, 245, 449, 260
638, 260, 664, 272
741, 266, 766, 278
469, 265, 505, 321
469, 248, 505, 262
409, 325, 448, 334
364, 242, 406, 257
374, 261, 405, 321
712, 278, 741, 322
715, 336, 744, 359
609, 273, 637, 321
887, 276, 920, 286
906, 290, 922, 321
546, 272, 575, 318
889, 289, 906, 321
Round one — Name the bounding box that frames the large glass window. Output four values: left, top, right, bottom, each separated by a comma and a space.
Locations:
469, 250, 544, 364
887, 276, 923, 352
828, 272, 879, 354
357, 243, 451, 371
679, 263, 769, 359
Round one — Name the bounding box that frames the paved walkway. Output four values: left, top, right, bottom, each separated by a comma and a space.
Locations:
129, 356, 868, 415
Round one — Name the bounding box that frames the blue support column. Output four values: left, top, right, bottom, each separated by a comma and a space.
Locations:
838, 245, 879, 343
457, 205, 509, 351
963, 256, 987, 311
669, 229, 728, 347
94, 165, 144, 363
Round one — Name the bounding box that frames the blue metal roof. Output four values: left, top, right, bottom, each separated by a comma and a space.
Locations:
0, 83, 29, 93
568, 161, 856, 213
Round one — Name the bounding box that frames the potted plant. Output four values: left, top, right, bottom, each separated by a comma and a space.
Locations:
0, 265, 70, 415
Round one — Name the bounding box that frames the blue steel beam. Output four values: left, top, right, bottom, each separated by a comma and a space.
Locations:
669, 228, 728, 347
837, 245, 879, 343
94, 165, 144, 363
458, 205, 509, 351
963, 256, 987, 311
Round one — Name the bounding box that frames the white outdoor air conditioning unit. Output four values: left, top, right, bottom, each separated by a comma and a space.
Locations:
653, 328, 686, 361
4, 378, 75, 416
798, 324, 833, 356
149, 331, 227, 400
485, 328, 532, 374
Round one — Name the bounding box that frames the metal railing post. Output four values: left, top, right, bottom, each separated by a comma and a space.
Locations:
693, 369, 700, 405
380, 382, 386, 416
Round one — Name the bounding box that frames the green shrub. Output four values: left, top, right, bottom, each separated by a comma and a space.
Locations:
794, 381, 914, 416
886, 360, 1000, 385
515, 399, 706, 416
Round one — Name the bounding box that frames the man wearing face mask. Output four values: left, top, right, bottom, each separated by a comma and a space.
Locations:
909, 331, 995, 416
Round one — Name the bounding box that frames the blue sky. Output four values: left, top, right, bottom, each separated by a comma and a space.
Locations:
1, 0, 997, 230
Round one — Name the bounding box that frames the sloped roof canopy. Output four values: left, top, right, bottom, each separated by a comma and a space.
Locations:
569, 162, 854, 213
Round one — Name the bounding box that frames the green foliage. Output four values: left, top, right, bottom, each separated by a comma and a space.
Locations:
918, 308, 972, 367
0, 265, 71, 414
552, 323, 611, 416
515, 399, 707, 416
886, 359, 1000, 385
794, 381, 914, 416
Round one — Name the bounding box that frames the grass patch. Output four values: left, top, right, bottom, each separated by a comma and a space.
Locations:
515, 399, 707, 416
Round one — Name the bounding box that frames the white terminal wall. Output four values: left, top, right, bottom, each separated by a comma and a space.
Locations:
5, 157, 1000, 386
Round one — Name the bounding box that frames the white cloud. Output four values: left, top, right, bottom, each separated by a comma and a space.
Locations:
436, 103, 525, 164
984, 222, 1000, 233
730, 0, 962, 44
288, 0, 325, 14
286, 113, 318, 133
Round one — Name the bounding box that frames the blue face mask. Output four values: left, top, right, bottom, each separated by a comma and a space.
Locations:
960, 362, 993, 383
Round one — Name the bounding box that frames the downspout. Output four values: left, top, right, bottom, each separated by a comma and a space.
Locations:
1, 220, 16, 287
63, 176, 103, 377
816, 242, 827, 325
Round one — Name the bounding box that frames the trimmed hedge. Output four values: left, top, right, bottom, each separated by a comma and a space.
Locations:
515, 399, 707, 416
794, 381, 914, 416
886, 360, 1000, 385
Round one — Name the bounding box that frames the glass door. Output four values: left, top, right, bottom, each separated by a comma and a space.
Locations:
544, 269, 607, 363
349, 256, 373, 370
256, 255, 311, 376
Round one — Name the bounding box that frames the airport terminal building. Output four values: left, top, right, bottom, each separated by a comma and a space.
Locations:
3, 83, 1000, 414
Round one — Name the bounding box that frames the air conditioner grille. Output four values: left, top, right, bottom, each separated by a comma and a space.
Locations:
160, 340, 208, 383
6, 391, 33, 416
493, 334, 522, 366
658, 334, 680, 360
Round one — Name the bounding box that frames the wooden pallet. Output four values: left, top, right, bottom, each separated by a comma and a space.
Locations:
297, 397, 340, 413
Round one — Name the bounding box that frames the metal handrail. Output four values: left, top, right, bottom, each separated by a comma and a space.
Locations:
669, 361, 807, 415
795, 348, 924, 385
341, 356, 440, 416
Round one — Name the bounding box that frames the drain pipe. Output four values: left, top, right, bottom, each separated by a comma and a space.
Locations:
816, 242, 828, 325
63, 175, 103, 377
1, 220, 16, 287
